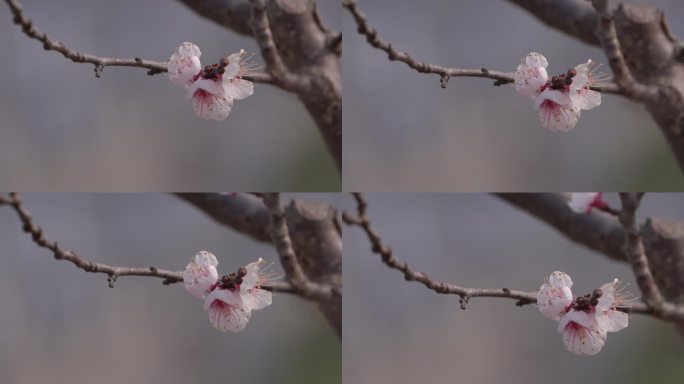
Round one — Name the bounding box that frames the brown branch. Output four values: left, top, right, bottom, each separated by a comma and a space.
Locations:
0, 193, 294, 293
261, 193, 336, 303
507, 0, 601, 46
589, 0, 655, 101
495, 193, 628, 261
175, 193, 273, 243
343, 0, 619, 93
247, 0, 308, 92
177, 0, 253, 36
4, 0, 273, 83
617, 193, 682, 320
344, 193, 680, 320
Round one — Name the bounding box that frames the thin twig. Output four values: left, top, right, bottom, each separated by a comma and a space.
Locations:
344, 193, 675, 318
4, 0, 273, 83
247, 0, 308, 91
589, 0, 654, 100
343, 0, 619, 93
261, 193, 335, 302
0, 193, 293, 293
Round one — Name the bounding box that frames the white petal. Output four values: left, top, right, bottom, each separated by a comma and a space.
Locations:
548, 271, 573, 289
203, 288, 243, 310
596, 310, 628, 333
561, 320, 607, 355
242, 258, 264, 289
537, 271, 574, 321
558, 310, 598, 331
242, 288, 272, 311
568, 193, 600, 213
194, 250, 218, 268
224, 78, 254, 100
191, 91, 234, 121
571, 60, 592, 90
224, 50, 245, 79
514, 65, 548, 99
572, 89, 601, 111
206, 299, 251, 332
168, 42, 202, 88
535, 89, 572, 109
596, 279, 619, 311
524, 52, 548, 69
188, 78, 225, 99
177, 42, 201, 58
182, 252, 219, 299
537, 99, 581, 132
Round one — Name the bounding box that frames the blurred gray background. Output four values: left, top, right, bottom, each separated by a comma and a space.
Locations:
0, 193, 340, 384
343, 0, 684, 191
343, 193, 684, 384
0, 0, 340, 191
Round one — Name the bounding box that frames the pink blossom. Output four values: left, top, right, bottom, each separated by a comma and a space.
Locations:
182, 253, 274, 332
513, 52, 548, 99
537, 271, 573, 321
182, 251, 219, 299
536, 271, 630, 355
167, 43, 254, 121
568, 192, 607, 214
168, 42, 202, 88
204, 288, 252, 333
240, 258, 273, 310
594, 279, 630, 333
558, 310, 607, 355
514, 52, 602, 132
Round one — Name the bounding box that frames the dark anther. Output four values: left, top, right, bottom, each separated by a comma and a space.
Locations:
236, 276, 243, 285
576, 296, 586, 305
220, 57, 230, 67
564, 77, 573, 85
204, 65, 212, 73
567, 68, 577, 78
592, 288, 602, 298
218, 67, 225, 75
238, 267, 247, 277
551, 76, 559, 83
590, 298, 599, 306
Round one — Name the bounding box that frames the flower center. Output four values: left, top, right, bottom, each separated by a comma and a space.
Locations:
570, 288, 602, 312
213, 266, 248, 291
547, 68, 577, 91
199, 57, 231, 80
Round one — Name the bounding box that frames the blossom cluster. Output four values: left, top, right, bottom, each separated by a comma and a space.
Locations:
182, 251, 273, 332
167, 42, 254, 121
537, 271, 630, 355
514, 52, 602, 132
